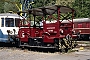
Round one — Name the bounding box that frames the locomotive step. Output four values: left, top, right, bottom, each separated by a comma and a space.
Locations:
20, 45, 56, 49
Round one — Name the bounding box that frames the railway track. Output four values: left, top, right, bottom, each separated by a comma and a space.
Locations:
76, 41, 90, 49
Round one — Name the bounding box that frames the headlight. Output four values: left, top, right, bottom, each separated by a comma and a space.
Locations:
79, 30, 81, 33
72, 29, 75, 34
60, 29, 63, 34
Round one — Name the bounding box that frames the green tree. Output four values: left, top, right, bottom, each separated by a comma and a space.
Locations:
72, 0, 90, 18
32, 0, 56, 8
4, 2, 18, 13
0, 0, 20, 13
0, 2, 4, 13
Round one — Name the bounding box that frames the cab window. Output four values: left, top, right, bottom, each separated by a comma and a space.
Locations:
15, 18, 21, 27
5, 18, 14, 27
78, 24, 82, 28
1, 18, 4, 27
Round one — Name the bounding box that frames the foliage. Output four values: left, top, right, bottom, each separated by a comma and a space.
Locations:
72, 0, 90, 18
32, 0, 56, 8
4, 2, 18, 13
0, 0, 90, 18
0, 0, 20, 13
55, 0, 90, 18
0, 2, 4, 13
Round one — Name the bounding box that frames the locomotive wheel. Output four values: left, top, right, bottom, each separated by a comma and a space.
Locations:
15, 38, 21, 47
16, 40, 25, 50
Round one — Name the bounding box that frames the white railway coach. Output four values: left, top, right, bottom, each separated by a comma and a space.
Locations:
0, 13, 23, 42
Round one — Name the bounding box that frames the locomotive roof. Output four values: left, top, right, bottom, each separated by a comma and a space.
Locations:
61, 18, 90, 23
28, 5, 75, 16
73, 18, 90, 23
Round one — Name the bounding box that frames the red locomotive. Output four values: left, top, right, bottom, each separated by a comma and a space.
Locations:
73, 18, 90, 40
8, 5, 77, 52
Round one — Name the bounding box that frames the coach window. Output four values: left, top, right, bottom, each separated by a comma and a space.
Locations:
5, 18, 14, 27
15, 18, 20, 27
1, 18, 4, 27
78, 24, 82, 28
86, 23, 89, 28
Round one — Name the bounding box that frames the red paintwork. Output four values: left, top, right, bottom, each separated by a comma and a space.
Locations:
18, 28, 30, 42
43, 21, 60, 43
42, 7, 74, 43
30, 28, 43, 37
18, 27, 43, 42
74, 22, 90, 34
17, 6, 76, 44
60, 23, 73, 37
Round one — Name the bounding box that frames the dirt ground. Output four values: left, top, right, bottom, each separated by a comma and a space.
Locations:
0, 47, 90, 60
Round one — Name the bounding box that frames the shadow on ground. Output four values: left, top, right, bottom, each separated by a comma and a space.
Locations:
0, 42, 57, 53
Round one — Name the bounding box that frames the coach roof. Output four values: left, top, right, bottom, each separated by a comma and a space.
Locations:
0, 13, 23, 19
